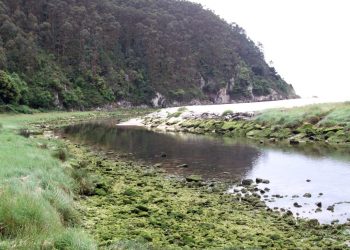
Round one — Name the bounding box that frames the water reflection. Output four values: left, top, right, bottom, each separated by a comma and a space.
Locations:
62, 120, 262, 179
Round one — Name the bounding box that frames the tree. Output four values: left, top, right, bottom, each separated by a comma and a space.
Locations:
0, 70, 21, 103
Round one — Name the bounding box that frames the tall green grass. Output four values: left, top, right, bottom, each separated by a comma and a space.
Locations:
0, 119, 96, 249
254, 102, 350, 128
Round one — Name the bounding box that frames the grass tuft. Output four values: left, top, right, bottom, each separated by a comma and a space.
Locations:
52, 228, 97, 250
53, 147, 69, 162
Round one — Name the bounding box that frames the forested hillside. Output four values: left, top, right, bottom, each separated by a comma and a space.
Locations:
0, 0, 297, 109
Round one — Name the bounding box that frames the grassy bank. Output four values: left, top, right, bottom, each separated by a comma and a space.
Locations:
0, 109, 150, 249
145, 102, 350, 145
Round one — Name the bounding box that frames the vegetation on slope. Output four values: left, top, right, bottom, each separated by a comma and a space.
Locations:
0, 0, 296, 109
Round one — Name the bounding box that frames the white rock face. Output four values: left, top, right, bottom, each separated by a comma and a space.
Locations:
200, 76, 206, 89
151, 92, 166, 107
215, 88, 230, 104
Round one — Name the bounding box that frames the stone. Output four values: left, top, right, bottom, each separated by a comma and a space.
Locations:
154, 163, 162, 168
315, 202, 322, 208
177, 164, 189, 168
292, 195, 299, 198
289, 139, 300, 145
293, 202, 302, 208
242, 179, 254, 186
160, 152, 167, 158
256, 178, 263, 184
303, 193, 312, 198
327, 205, 335, 212
262, 179, 270, 184
272, 194, 283, 198
306, 179, 311, 182
331, 219, 339, 225
186, 175, 202, 182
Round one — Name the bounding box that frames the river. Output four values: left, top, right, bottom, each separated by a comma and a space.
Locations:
63, 119, 350, 224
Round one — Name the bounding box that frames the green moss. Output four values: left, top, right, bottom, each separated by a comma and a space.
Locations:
65, 141, 350, 249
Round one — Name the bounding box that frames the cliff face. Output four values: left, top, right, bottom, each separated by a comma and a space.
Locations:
0, 0, 297, 109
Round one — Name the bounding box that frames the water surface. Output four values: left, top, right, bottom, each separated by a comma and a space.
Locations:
62, 120, 350, 224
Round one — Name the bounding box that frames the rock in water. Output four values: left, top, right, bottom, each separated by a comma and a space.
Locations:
303, 193, 312, 198
293, 202, 302, 208
289, 139, 300, 145
242, 179, 254, 186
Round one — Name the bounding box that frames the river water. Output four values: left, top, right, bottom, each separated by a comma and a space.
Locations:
63, 120, 350, 224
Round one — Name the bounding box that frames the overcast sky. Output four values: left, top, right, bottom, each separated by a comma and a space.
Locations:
190, 0, 350, 99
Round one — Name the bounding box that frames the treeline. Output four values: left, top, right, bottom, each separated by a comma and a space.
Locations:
0, 0, 296, 109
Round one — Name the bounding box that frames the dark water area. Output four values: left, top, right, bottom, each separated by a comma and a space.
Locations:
62, 119, 350, 224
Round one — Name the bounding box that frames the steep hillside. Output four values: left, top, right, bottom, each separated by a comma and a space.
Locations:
0, 0, 297, 109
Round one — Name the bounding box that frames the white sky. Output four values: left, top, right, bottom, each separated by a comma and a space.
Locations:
190, 0, 350, 99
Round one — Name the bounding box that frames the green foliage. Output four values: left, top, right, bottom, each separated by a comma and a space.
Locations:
0, 70, 26, 104
0, 0, 296, 109
27, 87, 55, 109
0, 104, 35, 114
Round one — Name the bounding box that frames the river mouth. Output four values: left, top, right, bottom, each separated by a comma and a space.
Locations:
62, 119, 350, 224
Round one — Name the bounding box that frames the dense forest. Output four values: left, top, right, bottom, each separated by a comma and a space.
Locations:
0, 0, 297, 110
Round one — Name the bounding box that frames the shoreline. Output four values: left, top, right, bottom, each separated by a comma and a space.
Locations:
137, 102, 350, 146
1, 110, 350, 249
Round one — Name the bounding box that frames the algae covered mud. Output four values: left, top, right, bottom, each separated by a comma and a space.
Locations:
62, 120, 350, 224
